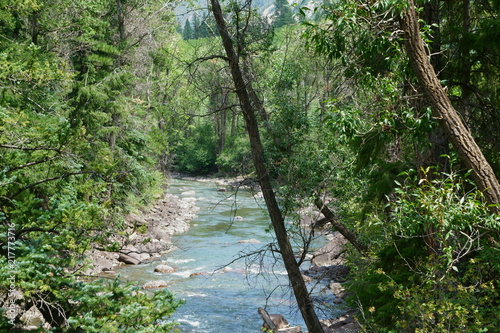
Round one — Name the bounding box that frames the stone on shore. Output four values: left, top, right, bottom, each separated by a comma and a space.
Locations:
118, 253, 141, 265
320, 309, 361, 332
311, 232, 347, 267
86, 193, 198, 275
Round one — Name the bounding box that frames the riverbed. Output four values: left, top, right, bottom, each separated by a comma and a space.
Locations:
118, 178, 330, 332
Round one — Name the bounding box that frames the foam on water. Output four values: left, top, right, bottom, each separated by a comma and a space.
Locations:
167, 258, 196, 264
178, 318, 201, 327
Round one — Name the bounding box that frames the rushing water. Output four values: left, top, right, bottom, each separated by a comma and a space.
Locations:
118, 178, 329, 332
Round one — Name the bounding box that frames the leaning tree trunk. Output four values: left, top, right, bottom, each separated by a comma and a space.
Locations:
314, 198, 368, 254
209, 0, 324, 331
402, 0, 500, 213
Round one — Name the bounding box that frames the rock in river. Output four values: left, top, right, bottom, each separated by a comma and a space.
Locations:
154, 264, 175, 273
143, 280, 168, 289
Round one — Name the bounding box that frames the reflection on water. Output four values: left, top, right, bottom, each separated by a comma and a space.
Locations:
118, 179, 328, 332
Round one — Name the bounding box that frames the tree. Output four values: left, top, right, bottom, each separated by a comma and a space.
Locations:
183, 18, 193, 39
273, 0, 294, 28
401, 0, 500, 212
193, 15, 201, 39
300, 0, 499, 330
0, 0, 183, 330
209, 0, 324, 331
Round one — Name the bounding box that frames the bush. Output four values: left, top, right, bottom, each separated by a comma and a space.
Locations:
348, 169, 500, 332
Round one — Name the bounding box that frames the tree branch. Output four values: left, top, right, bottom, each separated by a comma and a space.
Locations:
192, 54, 230, 63
15, 226, 61, 238
7, 156, 59, 173
9, 171, 93, 199
402, 0, 500, 213
0, 144, 61, 152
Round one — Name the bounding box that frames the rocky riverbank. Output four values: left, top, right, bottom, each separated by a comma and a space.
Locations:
86, 192, 198, 275
306, 232, 362, 333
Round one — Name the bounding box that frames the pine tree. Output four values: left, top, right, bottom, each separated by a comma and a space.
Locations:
183, 18, 193, 39
198, 13, 209, 38
193, 15, 201, 39
273, 0, 294, 28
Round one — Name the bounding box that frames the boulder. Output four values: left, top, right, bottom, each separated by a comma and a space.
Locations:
154, 264, 175, 273
304, 264, 350, 281
329, 282, 345, 297
125, 212, 147, 226
118, 253, 141, 265
263, 313, 289, 330
323, 310, 361, 332
128, 252, 151, 262
142, 280, 168, 289
20, 305, 45, 329
91, 251, 117, 272
311, 232, 347, 267
139, 239, 172, 254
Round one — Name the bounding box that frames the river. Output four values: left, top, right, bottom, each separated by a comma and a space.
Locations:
118, 178, 330, 332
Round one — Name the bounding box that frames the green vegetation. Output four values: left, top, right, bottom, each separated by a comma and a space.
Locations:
0, 0, 183, 330
1, 0, 499, 331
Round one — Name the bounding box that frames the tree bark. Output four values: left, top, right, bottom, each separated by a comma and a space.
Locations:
402, 0, 500, 213
209, 0, 324, 331
314, 198, 368, 254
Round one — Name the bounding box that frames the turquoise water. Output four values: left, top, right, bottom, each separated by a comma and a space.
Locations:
118, 179, 329, 332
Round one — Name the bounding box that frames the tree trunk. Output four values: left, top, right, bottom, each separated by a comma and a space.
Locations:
209, 0, 324, 331
402, 0, 500, 213
116, 0, 126, 41
314, 198, 368, 254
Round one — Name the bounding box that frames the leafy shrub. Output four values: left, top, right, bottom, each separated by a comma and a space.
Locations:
348, 169, 500, 332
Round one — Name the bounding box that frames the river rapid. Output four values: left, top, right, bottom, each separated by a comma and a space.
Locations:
118, 178, 329, 332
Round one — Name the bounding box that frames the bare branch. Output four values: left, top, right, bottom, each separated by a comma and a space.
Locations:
192, 54, 230, 63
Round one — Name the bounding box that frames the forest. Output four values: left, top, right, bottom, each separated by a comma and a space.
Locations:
0, 0, 499, 332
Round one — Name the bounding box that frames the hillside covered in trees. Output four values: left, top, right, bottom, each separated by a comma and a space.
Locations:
1, 0, 499, 332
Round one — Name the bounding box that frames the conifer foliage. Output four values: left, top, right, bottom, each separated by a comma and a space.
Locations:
0, 0, 183, 331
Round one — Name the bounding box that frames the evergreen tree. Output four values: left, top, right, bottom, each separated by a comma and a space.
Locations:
192, 14, 201, 39
183, 18, 193, 39
0, 0, 183, 330
198, 13, 209, 38
273, 0, 294, 28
